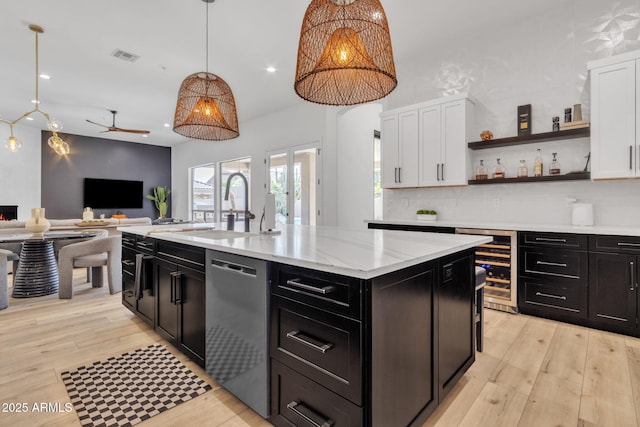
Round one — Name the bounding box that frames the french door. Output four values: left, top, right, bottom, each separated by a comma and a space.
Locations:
266, 143, 321, 225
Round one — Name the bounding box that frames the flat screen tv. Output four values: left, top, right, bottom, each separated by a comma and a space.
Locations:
83, 178, 143, 209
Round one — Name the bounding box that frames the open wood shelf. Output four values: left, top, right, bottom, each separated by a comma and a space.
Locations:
468, 127, 590, 150
468, 171, 590, 185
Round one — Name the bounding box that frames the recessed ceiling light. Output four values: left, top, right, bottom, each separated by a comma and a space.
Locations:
25, 117, 34, 121
39, 74, 51, 79
266, 66, 276, 73
163, 123, 170, 128
142, 134, 148, 138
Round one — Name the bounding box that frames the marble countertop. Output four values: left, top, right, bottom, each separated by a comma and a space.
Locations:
366, 219, 640, 237
119, 223, 491, 279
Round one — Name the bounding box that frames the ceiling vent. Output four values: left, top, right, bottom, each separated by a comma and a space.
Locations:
111, 49, 140, 63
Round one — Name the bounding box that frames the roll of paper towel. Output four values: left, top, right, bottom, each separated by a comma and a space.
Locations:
571, 203, 593, 226
264, 193, 276, 230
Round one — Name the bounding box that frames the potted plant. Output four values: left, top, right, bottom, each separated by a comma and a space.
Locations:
146, 186, 171, 218
416, 209, 437, 221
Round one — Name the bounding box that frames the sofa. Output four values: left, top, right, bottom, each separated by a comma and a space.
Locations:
0, 217, 151, 235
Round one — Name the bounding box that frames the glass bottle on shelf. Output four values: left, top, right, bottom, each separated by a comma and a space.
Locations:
549, 152, 561, 175
475, 159, 488, 180
492, 158, 505, 179
534, 149, 543, 177
517, 160, 528, 178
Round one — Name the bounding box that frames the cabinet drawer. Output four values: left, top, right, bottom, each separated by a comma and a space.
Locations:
521, 247, 586, 280
121, 247, 137, 275
272, 264, 362, 320
122, 233, 136, 249
270, 360, 363, 427
520, 232, 587, 249
135, 236, 156, 254
589, 235, 640, 254
521, 279, 584, 313
271, 295, 362, 405
156, 240, 205, 271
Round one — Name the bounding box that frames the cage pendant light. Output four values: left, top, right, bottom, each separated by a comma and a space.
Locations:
173, 0, 239, 140
294, 0, 397, 106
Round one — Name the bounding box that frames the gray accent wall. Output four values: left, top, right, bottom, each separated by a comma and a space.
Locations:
41, 132, 171, 219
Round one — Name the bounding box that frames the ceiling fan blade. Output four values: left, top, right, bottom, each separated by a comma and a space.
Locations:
113, 127, 151, 134
86, 119, 110, 129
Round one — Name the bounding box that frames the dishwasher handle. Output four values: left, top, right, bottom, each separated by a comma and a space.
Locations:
210, 258, 257, 277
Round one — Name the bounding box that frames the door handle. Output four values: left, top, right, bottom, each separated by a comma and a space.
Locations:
394, 167, 398, 183
441, 163, 445, 181
285, 278, 336, 295
437, 163, 441, 181
536, 260, 568, 268
631, 261, 635, 292
631, 145, 634, 170
535, 291, 567, 301
286, 330, 334, 354
398, 167, 401, 183
534, 237, 567, 243
170, 271, 182, 304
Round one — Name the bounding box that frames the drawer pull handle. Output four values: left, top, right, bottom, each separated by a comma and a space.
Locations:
286, 330, 334, 354
286, 279, 336, 295
534, 237, 567, 243
211, 258, 257, 277
122, 259, 135, 267
618, 242, 640, 247
286, 401, 334, 427
536, 261, 567, 268
535, 291, 566, 301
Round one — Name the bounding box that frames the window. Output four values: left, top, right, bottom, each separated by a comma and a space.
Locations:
191, 164, 215, 222
267, 143, 320, 226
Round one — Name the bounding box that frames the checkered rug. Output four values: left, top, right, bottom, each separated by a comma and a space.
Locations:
61, 344, 211, 427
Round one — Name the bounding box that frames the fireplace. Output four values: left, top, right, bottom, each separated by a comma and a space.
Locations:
0, 205, 18, 221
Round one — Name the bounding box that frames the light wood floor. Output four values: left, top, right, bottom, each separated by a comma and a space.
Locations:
1, 270, 639, 427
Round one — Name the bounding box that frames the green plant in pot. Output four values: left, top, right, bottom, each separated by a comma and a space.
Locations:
146, 186, 171, 218
416, 209, 437, 221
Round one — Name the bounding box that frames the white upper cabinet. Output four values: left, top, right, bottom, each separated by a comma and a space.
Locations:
381, 94, 473, 189
381, 109, 419, 188
589, 50, 640, 180
419, 98, 473, 187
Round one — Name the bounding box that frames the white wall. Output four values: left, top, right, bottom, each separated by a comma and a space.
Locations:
0, 126, 41, 221
383, 0, 640, 228
171, 102, 328, 223
336, 104, 382, 228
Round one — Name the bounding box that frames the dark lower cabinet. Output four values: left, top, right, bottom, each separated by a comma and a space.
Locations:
270, 249, 476, 427
121, 234, 155, 326
121, 234, 206, 367
154, 256, 206, 367
588, 235, 640, 336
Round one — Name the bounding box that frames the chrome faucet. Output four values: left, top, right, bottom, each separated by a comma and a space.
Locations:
224, 172, 255, 232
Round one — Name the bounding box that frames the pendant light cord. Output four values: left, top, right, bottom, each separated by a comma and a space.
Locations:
205, 1, 209, 74
34, 30, 40, 112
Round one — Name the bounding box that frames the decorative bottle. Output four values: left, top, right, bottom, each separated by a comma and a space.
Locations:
549, 152, 561, 175
517, 160, 528, 178
492, 158, 505, 179
475, 160, 488, 180
534, 149, 543, 177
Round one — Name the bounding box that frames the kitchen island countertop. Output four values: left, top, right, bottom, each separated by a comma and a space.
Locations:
119, 223, 491, 279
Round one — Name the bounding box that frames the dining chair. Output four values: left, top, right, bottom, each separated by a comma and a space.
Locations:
0, 249, 19, 309
57, 235, 122, 299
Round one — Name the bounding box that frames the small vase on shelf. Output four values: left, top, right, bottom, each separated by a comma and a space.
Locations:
25, 207, 51, 237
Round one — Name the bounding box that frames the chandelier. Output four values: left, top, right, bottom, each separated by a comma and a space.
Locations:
173, 0, 239, 141
294, 0, 397, 106
0, 24, 69, 155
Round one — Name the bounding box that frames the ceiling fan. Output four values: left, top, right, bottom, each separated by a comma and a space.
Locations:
86, 110, 150, 134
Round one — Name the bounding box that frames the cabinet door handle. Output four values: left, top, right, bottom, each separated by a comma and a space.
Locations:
285, 278, 336, 295
398, 167, 402, 183
535, 237, 567, 243
536, 260, 567, 268
174, 272, 183, 304
630, 262, 635, 292
122, 259, 135, 267
441, 163, 445, 181
286, 401, 334, 427
394, 167, 398, 183
631, 145, 634, 170
617, 242, 640, 247
535, 291, 567, 301
437, 163, 441, 181
286, 330, 334, 353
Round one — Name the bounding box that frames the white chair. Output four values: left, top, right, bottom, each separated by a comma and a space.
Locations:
57, 236, 122, 299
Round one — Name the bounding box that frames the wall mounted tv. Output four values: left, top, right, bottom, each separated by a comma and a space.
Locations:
83, 178, 143, 209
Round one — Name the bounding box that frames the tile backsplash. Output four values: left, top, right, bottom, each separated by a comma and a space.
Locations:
383, 0, 640, 228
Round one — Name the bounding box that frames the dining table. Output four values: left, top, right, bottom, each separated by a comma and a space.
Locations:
0, 230, 100, 297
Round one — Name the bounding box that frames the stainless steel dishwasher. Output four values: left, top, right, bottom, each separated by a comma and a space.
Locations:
205, 250, 268, 418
